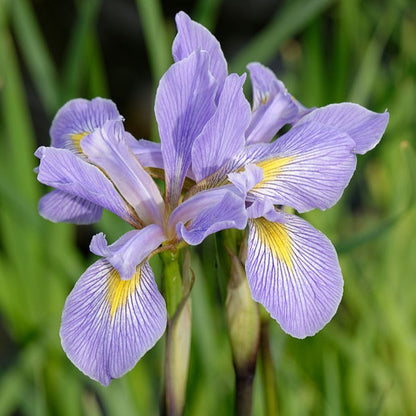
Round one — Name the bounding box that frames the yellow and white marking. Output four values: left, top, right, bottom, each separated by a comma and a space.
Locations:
253, 156, 295, 189
70, 132, 89, 153
106, 268, 140, 319
252, 217, 293, 269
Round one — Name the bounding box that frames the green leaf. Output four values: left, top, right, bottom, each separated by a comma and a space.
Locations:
11, 0, 59, 114
194, 0, 223, 30
229, 0, 334, 74
61, 0, 103, 101
135, 0, 172, 83
0, 365, 28, 416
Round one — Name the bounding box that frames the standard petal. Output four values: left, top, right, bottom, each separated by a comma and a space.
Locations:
50, 97, 122, 153
246, 212, 343, 338
246, 121, 357, 212
296, 103, 389, 154
81, 120, 165, 226
245, 63, 299, 145
60, 259, 167, 385
39, 189, 103, 224
90, 224, 166, 280
172, 11, 227, 88
35, 146, 138, 226
170, 187, 247, 245
192, 74, 251, 182
155, 50, 217, 206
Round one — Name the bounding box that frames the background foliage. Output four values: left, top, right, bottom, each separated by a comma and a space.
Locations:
0, 0, 415, 415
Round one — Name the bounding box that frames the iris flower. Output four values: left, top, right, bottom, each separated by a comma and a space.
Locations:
35, 11, 388, 385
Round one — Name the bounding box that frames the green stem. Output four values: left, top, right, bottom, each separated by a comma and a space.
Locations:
226, 247, 260, 416
260, 318, 278, 416
161, 250, 182, 319
160, 250, 191, 416
234, 366, 256, 416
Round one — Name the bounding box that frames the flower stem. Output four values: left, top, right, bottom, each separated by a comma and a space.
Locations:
225, 247, 260, 416
161, 250, 182, 319
259, 317, 278, 416
234, 367, 256, 416
160, 250, 192, 416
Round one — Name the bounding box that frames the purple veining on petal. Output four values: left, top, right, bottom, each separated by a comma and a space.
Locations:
60, 259, 167, 385
81, 120, 165, 226
173, 11, 227, 90
244, 120, 357, 212
192, 73, 251, 182
245, 63, 299, 145
295, 103, 389, 154
50, 97, 122, 151
155, 50, 217, 207
39, 189, 103, 224
246, 212, 343, 338
35, 146, 138, 225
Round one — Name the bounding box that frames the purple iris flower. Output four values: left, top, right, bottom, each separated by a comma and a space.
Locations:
35, 11, 388, 385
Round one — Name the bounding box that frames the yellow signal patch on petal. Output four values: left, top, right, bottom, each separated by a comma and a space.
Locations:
107, 267, 140, 319
254, 156, 295, 188
70, 132, 89, 153
252, 217, 293, 269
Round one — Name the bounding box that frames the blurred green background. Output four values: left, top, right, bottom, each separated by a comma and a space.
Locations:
1, 0, 415, 415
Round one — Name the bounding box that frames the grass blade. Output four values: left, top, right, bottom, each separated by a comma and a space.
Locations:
135, 0, 172, 83
11, 0, 59, 114
229, 0, 334, 74
61, 0, 103, 101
